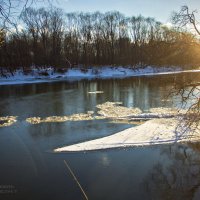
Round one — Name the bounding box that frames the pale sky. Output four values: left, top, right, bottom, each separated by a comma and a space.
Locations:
45, 0, 200, 23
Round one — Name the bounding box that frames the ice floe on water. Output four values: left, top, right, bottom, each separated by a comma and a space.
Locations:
96, 103, 185, 120
26, 102, 142, 124
88, 91, 104, 94
25, 102, 187, 125
0, 116, 17, 127
26, 116, 68, 124
54, 118, 200, 152
26, 111, 95, 124
96, 102, 142, 118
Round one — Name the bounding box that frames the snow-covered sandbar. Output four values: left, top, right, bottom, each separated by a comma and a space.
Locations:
54, 118, 200, 152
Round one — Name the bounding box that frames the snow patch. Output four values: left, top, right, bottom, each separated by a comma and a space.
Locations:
0, 66, 199, 85
54, 118, 200, 152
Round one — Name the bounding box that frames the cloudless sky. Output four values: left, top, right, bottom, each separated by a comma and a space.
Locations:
45, 0, 200, 23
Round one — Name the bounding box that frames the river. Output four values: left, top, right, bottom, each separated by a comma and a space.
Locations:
0, 73, 200, 200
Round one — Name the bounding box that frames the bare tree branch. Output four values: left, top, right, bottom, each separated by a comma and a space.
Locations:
172, 5, 200, 35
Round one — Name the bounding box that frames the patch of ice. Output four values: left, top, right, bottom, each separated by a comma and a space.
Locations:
26, 111, 95, 124
26, 103, 186, 125
96, 102, 142, 118
88, 91, 104, 94
68, 112, 94, 121
0, 116, 17, 127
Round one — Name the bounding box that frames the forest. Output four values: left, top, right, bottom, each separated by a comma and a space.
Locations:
0, 6, 200, 70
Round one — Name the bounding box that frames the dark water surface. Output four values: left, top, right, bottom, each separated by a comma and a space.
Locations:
0, 73, 200, 200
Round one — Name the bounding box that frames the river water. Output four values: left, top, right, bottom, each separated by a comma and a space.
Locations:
0, 73, 200, 200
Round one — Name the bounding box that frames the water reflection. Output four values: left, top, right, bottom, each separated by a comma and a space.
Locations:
0, 76, 179, 119
143, 143, 200, 200
99, 153, 111, 167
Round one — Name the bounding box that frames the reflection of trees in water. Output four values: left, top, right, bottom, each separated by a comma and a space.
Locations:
143, 144, 200, 200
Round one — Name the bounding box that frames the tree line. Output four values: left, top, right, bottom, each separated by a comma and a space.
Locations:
0, 7, 200, 70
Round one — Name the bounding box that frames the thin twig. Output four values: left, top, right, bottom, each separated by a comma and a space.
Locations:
63, 160, 89, 200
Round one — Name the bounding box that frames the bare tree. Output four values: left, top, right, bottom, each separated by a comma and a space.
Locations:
0, 0, 52, 29
1, 8, 200, 71
49, 7, 64, 65
171, 6, 200, 128
171, 5, 200, 36
172, 77, 200, 131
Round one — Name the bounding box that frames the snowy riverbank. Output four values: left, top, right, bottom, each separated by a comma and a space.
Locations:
1, 66, 200, 85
